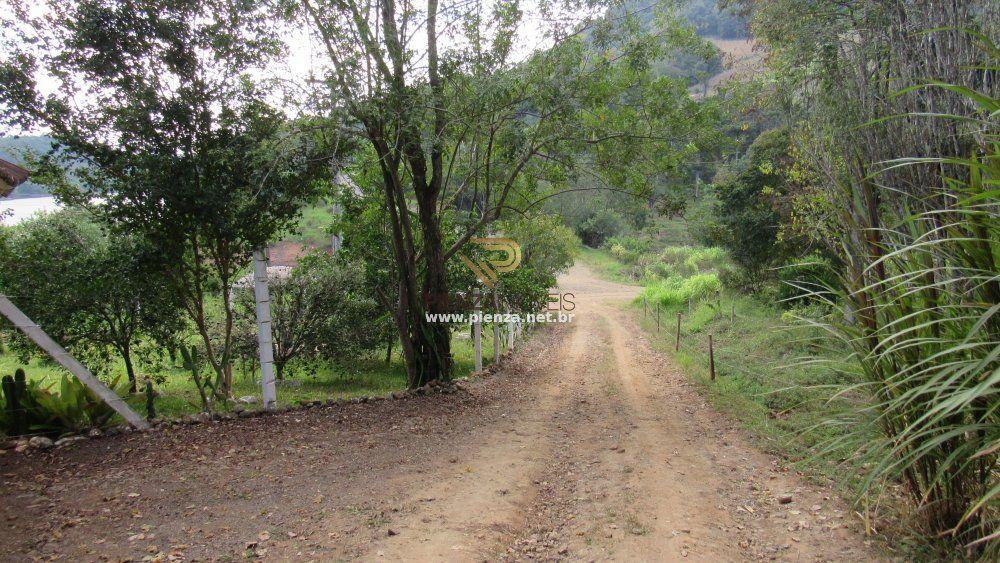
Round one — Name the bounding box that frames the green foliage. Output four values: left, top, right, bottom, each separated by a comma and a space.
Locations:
1, 368, 125, 435
496, 268, 557, 315
144, 379, 156, 421
0, 369, 27, 435
796, 73, 1000, 553
681, 0, 748, 39
577, 209, 627, 248
640, 272, 721, 307
497, 214, 579, 278
234, 253, 387, 379
179, 345, 216, 412
709, 128, 809, 277
718, 265, 770, 295
776, 254, 836, 306
655, 245, 728, 276
0, 0, 337, 397
602, 235, 652, 264
0, 210, 184, 390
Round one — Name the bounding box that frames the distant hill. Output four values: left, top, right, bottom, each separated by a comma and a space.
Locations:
0, 136, 57, 199
613, 0, 749, 87
623, 0, 749, 40
679, 0, 748, 39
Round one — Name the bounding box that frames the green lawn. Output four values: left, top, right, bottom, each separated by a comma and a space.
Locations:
285, 201, 338, 246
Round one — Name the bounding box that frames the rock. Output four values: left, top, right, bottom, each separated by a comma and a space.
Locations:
387, 529, 398, 537
777, 494, 794, 504
233, 404, 245, 414
237, 395, 258, 405
88, 428, 103, 438
28, 436, 54, 450
54, 436, 88, 448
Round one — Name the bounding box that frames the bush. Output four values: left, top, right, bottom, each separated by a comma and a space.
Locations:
577, 209, 625, 248
777, 255, 837, 306
718, 266, 771, 296
710, 128, 810, 278
602, 235, 651, 264
497, 267, 557, 314
652, 245, 727, 277
1, 369, 125, 436
498, 214, 579, 277
234, 254, 386, 379
640, 273, 721, 307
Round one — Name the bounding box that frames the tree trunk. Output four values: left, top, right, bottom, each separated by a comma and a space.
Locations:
123, 344, 137, 394
410, 179, 452, 387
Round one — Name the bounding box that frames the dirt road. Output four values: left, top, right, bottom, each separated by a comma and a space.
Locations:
0, 264, 878, 561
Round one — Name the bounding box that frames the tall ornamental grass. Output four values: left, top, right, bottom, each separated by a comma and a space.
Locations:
806, 77, 998, 555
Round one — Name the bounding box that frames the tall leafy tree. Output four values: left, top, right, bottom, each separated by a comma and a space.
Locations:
291, 0, 721, 386
0, 0, 337, 399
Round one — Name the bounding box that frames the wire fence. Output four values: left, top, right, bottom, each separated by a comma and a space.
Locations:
639, 296, 779, 382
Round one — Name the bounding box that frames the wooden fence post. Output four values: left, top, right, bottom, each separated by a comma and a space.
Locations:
643, 297, 648, 318
730, 303, 735, 323
708, 333, 716, 381
675, 312, 682, 352
473, 288, 483, 372
655, 303, 660, 333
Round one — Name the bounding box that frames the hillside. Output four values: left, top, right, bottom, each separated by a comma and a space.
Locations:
690, 37, 763, 98
0, 136, 55, 198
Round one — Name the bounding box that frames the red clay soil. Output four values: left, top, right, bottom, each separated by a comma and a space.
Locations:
0, 264, 882, 562
267, 241, 327, 267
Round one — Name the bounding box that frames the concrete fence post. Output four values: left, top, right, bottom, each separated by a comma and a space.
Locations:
253, 249, 277, 410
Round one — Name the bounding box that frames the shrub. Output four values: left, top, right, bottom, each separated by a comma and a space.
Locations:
645, 261, 678, 280
603, 235, 651, 264
497, 214, 579, 278
777, 255, 837, 306
653, 245, 727, 276
1, 369, 125, 436
640, 273, 721, 307
719, 266, 771, 296
496, 267, 556, 314
234, 254, 385, 380
577, 209, 625, 247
